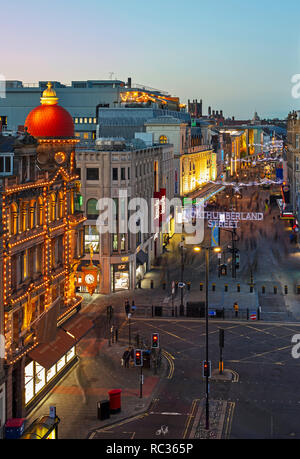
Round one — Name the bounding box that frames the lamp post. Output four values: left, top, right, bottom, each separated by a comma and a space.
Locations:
194, 245, 221, 431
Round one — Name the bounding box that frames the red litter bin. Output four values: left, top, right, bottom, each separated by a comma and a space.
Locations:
108, 389, 122, 414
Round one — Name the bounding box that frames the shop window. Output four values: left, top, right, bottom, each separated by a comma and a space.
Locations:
25, 362, 34, 404
66, 347, 75, 362
57, 356, 66, 372
83, 132, 89, 139
35, 363, 45, 394
46, 365, 56, 383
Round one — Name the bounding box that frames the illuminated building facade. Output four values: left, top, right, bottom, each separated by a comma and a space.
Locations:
145, 117, 216, 197
76, 137, 174, 294
0, 83, 85, 421
287, 111, 300, 219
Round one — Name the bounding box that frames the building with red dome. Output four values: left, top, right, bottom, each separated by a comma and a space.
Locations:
25, 82, 75, 138
0, 83, 89, 425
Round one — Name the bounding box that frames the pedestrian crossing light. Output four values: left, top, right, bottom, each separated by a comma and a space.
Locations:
134, 349, 143, 366
151, 333, 160, 349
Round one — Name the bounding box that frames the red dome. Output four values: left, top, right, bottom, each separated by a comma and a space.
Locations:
25, 104, 74, 138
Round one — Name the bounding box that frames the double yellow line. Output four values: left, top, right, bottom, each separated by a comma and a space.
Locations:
162, 349, 175, 379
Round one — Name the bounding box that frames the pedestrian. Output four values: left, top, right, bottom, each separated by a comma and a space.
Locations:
233, 302, 239, 318
122, 348, 130, 368
124, 299, 130, 316
131, 300, 136, 314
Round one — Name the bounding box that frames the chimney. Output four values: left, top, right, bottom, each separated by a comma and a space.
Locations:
127, 77, 132, 88
208, 106, 211, 116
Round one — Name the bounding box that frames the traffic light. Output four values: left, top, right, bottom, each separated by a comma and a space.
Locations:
202, 360, 211, 378
151, 333, 160, 349
134, 349, 143, 367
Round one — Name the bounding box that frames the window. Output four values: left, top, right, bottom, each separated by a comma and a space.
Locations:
121, 167, 126, 180
84, 225, 100, 253
120, 234, 126, 251
74, 118, 78, 124
112, 234, 118, 252
112, 168, 118, 181
86, 198, 98, 219
84, 118, 88, 124
296, 135, 300, 150
89, 118, 93, 124
0, 155, 12, 175
159, 135, 168, 144
296, 156, 300, 172
79, 118, 83, 124
83, 132, 89, 139
86, 168, 99, 180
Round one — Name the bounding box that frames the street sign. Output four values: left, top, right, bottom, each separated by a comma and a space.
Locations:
211, 221, 220, 247
208, 310, 216, 317
250, 312, 257, 321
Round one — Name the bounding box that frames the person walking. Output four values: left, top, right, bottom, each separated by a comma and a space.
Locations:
233, 302, 239, 318
122, 348, 130, 368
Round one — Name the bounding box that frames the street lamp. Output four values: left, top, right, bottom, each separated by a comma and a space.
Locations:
193, 245, 221, 431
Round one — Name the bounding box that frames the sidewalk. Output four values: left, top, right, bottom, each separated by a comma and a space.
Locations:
25, 313, 165, 439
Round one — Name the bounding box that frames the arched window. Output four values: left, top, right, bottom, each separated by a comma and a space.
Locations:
21, 201, 29, 232
86, 198, 98, 219
29, 199, 36, 229
49, 193, 56, 222
37, 196, 44, 226
159, 135, 168, 144
58, 191, 64, 219
10, 202, 18, 235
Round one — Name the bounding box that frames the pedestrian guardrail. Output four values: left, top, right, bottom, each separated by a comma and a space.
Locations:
133, 305, 262, 321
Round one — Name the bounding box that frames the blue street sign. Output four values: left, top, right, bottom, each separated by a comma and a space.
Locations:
208, 310, 216, 316
211, 221, 220, 247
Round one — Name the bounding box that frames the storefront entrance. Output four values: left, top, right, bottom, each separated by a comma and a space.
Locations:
111, 263, 130, 292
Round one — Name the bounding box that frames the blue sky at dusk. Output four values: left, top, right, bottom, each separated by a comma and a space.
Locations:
2, 0, 300, 119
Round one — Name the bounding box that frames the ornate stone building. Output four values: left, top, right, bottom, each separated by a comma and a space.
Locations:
0, 83, 86, 422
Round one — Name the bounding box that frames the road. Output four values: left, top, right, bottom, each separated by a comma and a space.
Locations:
90, 318, 300, 439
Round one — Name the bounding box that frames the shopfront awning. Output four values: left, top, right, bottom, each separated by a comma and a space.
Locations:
28, 329, 76, 370
62, 315, 94, 342
136, 250, 148, 266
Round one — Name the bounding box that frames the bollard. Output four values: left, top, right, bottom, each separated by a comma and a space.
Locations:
200, 283, 203, 291
162, 282, 166, 290
262, 285, 265, 294
138, 279, 141, 289
257, 307, 260, 321
284, 285, 288, 295
224, 284, 228, 292
212, 283, 216, 292
150, 280, 154, 289
247, 308, 249, 320
274, 286, 277, 294
237, 284, 240, 293
115, 328, 118, 343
